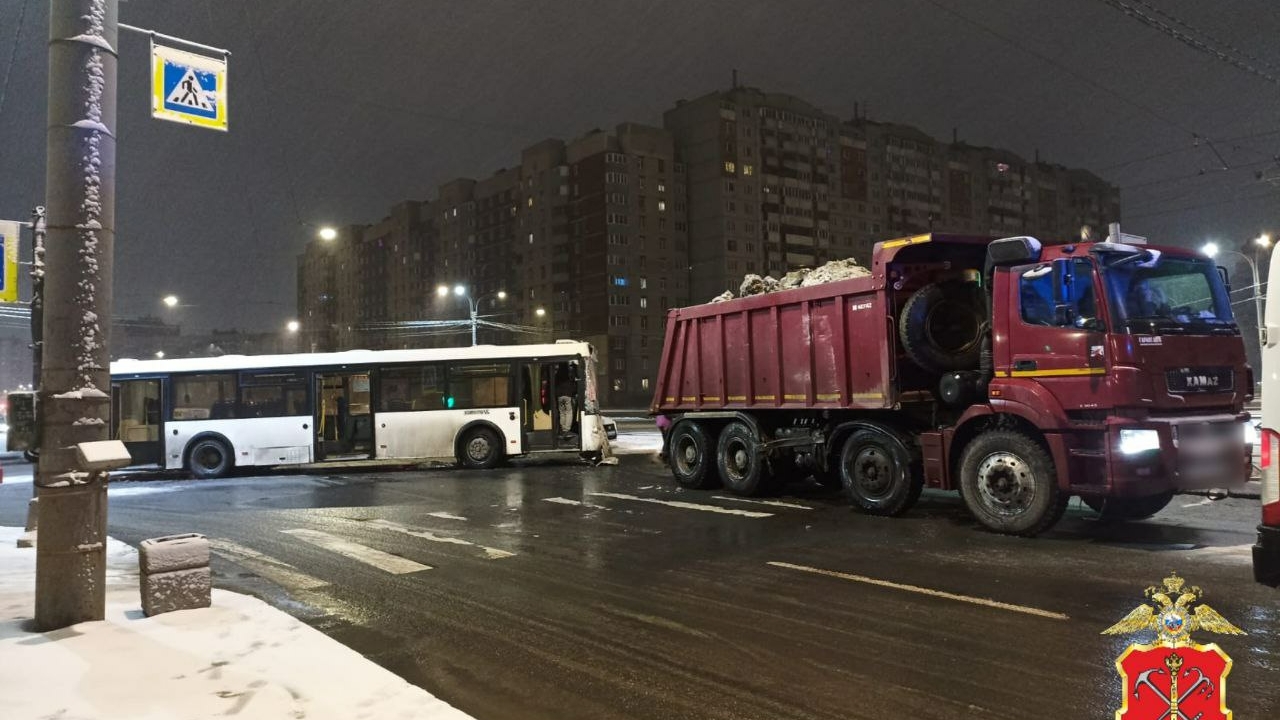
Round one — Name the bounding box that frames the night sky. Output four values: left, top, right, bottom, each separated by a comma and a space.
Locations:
0, 0, 1277, 336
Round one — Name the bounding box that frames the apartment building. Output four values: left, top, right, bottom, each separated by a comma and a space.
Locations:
665, 87, 864, 303
295, 124, 688, 406
297, 85, 1120, 406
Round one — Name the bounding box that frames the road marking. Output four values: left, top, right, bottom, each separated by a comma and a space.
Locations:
281, 528, 432, 574
543, 497, 613, 510
364, 519, 514, 559
587, 492, 773, 518
427, 511, 467, 521
1180, 497, 1215, 509
767, 561, 1070, 621
712, 496, 813, 510
209, 539, 328, 590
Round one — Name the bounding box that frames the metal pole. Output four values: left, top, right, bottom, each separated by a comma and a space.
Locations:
20, 206, 47, 542
1253, 247, 1266, 348
36, 0, 116, 630
470, 297, 478, 346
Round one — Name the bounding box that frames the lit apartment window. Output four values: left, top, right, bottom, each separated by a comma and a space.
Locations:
743, 164, 754, 176
658, 200, 666, 212
527, 197, 534, 207
657, 183, 666, 193
640, 277, 647, 289
641, 378, 650, 390
724, 161, 736, 174
640, 297, 648, 308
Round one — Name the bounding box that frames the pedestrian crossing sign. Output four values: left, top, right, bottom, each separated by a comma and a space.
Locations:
150, 41, 228, 131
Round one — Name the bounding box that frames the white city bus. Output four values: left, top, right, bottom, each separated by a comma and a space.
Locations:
109, 341, 611, 478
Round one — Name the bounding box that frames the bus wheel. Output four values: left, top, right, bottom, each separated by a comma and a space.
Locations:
959, 430, 1067, 536
839, 428, 921, 515
717, 422, 767, 496
458, 427, 502, 470
188, 438, 233, 479
669, 422, 717, 490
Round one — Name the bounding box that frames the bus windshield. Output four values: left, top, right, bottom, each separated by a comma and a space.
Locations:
1098, 251, 1236, 334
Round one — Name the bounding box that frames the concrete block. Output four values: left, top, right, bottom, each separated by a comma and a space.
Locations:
139, 533, 209, 574
141, 566, 211, 616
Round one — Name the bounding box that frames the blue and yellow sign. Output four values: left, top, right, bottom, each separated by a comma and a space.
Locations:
0, 220, 19, 303
150, 41, 228, 131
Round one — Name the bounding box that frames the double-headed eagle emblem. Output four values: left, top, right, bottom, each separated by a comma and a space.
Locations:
1102, 572, 1244, 645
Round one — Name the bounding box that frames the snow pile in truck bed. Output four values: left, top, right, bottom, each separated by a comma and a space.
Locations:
709, 257, 870, 302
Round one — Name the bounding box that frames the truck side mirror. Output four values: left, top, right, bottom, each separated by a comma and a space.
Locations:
1217, 265, 1231, 294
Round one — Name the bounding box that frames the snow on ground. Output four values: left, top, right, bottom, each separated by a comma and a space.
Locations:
0, 526, 475, 720
609, 430, 663, 454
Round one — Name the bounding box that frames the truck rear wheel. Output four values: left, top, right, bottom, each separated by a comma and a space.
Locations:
717, 421, 768, 496
669, 421, 718, 489
959, 430, 1067, 536
839, 428, 922, 515
899, 281, 984, 373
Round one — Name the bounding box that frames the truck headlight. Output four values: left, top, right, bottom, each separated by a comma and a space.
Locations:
1119, 428, 1161, 455
1244, 421, 1260, 446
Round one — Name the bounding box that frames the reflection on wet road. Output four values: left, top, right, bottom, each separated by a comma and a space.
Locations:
1, 452, 1274, 719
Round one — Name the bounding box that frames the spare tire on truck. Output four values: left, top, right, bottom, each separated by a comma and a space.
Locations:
899, 281, 985, 374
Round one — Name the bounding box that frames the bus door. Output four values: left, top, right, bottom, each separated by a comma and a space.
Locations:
111, 378, 162, 466
314, 371, 373, 460
520, 359, 581, 451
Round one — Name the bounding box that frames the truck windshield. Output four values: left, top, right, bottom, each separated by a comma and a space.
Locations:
1099, 252, 1236, 334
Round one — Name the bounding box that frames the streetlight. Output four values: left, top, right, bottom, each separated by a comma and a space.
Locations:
317, 226, 338, 242
286, 320, 300, 333
436, 285, 507, 346
155, 351, 165, 359
1202, 236, 1271, 348
162, 294, 179, 308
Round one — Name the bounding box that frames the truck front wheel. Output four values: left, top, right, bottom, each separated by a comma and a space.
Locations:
669, 421, 718, 489
959, 430, 1067, 536
717, 422, 768, 496
839, 428, 922, 515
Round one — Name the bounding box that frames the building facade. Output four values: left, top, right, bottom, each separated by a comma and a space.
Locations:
297, 86, 1121, 407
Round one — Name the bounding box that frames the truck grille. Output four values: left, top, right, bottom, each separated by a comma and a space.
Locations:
1166, 367, 1233, 394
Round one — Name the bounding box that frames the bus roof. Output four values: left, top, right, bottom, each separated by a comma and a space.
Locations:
111, 341, 596, 376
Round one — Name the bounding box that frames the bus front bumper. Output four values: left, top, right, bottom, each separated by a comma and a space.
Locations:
1254, 524, 1280, 587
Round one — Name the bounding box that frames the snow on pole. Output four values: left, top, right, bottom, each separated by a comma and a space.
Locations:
36, 0, 117, 631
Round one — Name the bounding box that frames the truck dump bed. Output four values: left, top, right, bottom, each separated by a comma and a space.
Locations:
652, 273, 897, 414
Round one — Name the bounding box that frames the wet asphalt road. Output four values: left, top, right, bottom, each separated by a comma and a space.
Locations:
1, 446, 1277, 719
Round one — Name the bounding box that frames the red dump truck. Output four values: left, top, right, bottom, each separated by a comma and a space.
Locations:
651, 232, 1252, 536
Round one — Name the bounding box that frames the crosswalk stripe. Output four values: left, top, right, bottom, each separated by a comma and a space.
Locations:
586, 492, 773, 518
281, 528, 432, 574
711, 496, 813, 510
543, 497, 612, 510
364, 519, 515, 559
209, 539, 328, 590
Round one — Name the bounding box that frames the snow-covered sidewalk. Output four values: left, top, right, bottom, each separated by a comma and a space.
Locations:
0, 526, 475, 720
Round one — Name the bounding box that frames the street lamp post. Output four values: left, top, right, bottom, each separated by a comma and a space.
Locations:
1203, 234, 1271, 348
437, 285, 507, 346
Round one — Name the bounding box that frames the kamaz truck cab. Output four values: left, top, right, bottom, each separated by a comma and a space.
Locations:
975, 232, 1251, 530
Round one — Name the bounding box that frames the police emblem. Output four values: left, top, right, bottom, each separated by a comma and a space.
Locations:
1102, 572, 1244, 720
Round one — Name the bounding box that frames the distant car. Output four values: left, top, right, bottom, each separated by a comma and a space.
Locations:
602, 416, 618, 440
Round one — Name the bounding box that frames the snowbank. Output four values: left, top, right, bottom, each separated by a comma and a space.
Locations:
0, 527, 475, 720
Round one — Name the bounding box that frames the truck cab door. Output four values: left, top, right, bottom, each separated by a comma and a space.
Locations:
999, 258, 1108, 410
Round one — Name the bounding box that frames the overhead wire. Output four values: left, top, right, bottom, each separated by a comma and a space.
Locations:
0, 0, 30, 120
1094, 0, 1280, 86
